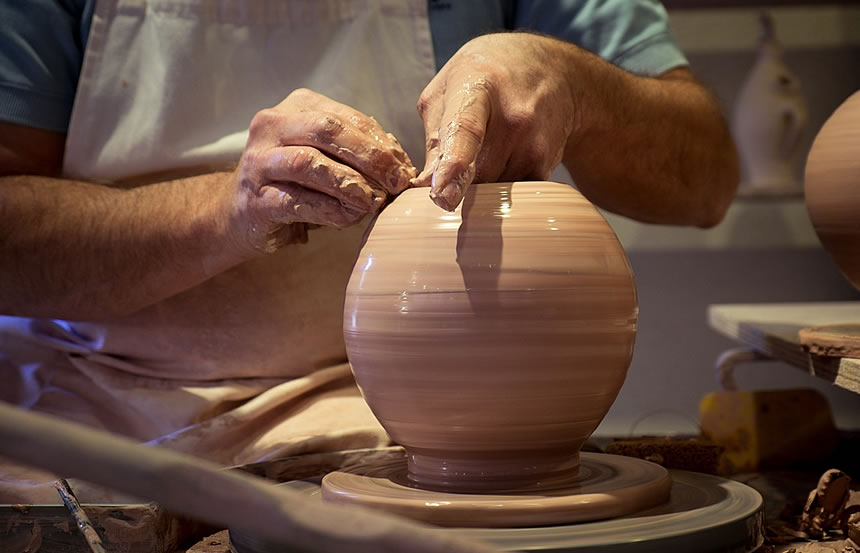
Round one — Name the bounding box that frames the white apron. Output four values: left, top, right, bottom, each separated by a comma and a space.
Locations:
0, 0, 435, 503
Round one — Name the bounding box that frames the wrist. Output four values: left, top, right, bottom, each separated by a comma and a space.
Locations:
525, 34, 599, 156
219, 168, 270, 262
221, 167, 310, 262
560, 43, 635, 162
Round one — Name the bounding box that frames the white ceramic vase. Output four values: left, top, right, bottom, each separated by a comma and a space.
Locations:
733, 13, 808, 196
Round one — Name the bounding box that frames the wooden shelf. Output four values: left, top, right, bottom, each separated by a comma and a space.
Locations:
708, 302, 860, 394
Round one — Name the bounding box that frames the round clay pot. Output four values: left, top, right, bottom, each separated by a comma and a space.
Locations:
343, 182, 637, 493
805, 90, 860, 291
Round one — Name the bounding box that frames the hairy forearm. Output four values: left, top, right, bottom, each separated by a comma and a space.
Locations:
0, 173, 251, 320
562, 44, 739, 227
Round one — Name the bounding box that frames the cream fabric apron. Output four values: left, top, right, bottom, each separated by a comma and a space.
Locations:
0, 0, 435, 503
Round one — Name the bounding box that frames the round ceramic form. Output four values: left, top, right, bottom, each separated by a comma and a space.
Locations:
320, 453, 671, 527
343, 182, 637, 493
231, 470, 764, 553
805, 90, 860, 291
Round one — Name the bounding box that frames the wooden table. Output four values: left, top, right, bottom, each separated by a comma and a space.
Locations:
708, 302, 860, 394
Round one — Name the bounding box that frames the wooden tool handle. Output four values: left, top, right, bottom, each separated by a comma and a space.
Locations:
0, 402, 499, 553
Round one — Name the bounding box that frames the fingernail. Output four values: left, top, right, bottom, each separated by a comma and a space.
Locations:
431, 161, 473, 211
433, 182, 462, 211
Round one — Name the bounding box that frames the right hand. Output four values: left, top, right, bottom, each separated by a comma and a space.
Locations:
229, 88, 416, 253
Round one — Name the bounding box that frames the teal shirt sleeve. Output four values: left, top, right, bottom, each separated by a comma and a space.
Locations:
0, 0, 93, 132
514, 0, 688, 76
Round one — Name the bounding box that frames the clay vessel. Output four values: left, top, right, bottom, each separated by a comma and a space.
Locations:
805, 90, 860, 291
343, 182, 637, 493
733, 13, 808, 195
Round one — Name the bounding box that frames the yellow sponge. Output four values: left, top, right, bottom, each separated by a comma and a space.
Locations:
699, 388, 838, 473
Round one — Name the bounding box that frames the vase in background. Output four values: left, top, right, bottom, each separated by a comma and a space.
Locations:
733, 13, 808, 197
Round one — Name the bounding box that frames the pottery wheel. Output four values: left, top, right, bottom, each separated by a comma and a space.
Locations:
230, 463, 763, 553
320, 453, 672, 527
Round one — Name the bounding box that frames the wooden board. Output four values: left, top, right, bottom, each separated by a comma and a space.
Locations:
708, 302, 860, 394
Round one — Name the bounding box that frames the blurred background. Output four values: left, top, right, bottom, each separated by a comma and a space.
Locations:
555, 1, 860, 437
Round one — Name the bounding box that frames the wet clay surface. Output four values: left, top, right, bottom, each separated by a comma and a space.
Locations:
343, 182, 637, 492
320, 452, 671, 528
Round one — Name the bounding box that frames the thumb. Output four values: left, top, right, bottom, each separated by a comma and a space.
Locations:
412, 87, 444, 189
429, 81, 490, 211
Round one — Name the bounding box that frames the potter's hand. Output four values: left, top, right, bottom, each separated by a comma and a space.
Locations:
414, 33, 576, 211
232, 88, 416, 251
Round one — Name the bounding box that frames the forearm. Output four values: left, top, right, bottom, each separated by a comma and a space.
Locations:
562, 43, 739, 227
0, 172, 254, 320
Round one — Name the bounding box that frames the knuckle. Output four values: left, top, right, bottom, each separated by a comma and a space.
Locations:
453, 115, 486, 144
249, 108, 278, 136
288, 87, 315, 102
309, 114, 345, 144
282, 147, 315, 175
441, 156, 471, 177
361, 144, 395, 172
416, 92, 433, 118
459, 73, 496, 101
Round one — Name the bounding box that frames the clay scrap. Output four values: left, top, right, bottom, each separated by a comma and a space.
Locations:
758, 468, 859, 553
800, 470, 857, 539
799, 325, 860, 359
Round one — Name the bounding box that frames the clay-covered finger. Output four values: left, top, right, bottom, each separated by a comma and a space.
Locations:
412, 83, 446, 188
283, 89, 398, 143
276, 89, 416, 185
262, 110, 415, 194
297, 90, 412, 161
430, 79, 492, 211
343, 112, 413, 165
258, 146, 386, 212
266, 181, 365, 228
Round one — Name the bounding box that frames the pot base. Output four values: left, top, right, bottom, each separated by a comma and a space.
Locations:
406, 449, 582, 494
320, 452, 672, 527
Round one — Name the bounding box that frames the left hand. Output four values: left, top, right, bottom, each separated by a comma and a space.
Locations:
413, 33, 578, 211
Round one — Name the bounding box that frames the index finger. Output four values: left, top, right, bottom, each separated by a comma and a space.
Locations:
430, 78, 492, 211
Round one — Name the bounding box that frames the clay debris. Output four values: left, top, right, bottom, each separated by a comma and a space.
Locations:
801, 470, 856, 539
760, 469, 859, 553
